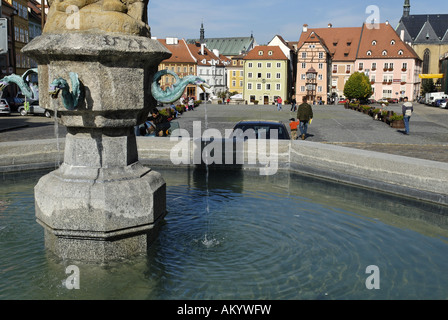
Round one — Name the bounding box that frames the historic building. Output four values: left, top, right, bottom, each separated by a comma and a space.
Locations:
296, 20, 422, 102
157, 38, 198, 99
268, 35, 297, 101
227, 54, 245, 94
396, 0, 448, 88
441, 52, 448, 94
243, 45, 288, 105
357, 22, 422, 101
296, 24, 361, 103
187, 41, 229, 100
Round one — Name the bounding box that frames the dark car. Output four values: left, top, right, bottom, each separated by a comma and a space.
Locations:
232, 120, 290, 140
18, 100, 51, 118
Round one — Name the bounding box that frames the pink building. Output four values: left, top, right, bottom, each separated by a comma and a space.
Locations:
356, 22, 422, 101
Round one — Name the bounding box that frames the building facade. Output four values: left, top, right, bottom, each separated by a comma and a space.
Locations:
187, 42, 228, 100
296, 26, 331, 104
243, 45, 288, 105
357, 22, 422, 101
396, 0, 448, 89
227, 54, 245, 94
157, 37, 198, 99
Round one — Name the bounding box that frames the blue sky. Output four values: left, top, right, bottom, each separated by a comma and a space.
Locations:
148, 0, 448, 44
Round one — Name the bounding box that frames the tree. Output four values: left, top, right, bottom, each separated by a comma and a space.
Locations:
343, 72, 372, 101
421, 79, 436, 95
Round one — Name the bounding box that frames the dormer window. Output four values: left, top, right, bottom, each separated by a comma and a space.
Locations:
268, 51, 273, 56
398, 50, 404, 55
372, 40, 377, 46
258, 50, 263, 56
367, 50, 372, 56
382, 50, 388, 56
390, 40, 396, 45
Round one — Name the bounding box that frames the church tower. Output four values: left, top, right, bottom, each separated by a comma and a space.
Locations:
200, 22, 205, 44
403, 0, 410, 18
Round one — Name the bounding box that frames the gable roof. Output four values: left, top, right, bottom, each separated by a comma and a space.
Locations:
243, 46, 288, 60
399, 14, 448, 43
357, 22, 420, 60
297, 27, 362, 61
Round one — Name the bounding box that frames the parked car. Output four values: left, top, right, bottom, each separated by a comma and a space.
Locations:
439, 99, 447, 109
18, 100, 51, 118
434, 99, 446, 108
338, 99, 348, 104
388, 98, 399, 104
232, 120, 290, 140
0, 99, 11, 116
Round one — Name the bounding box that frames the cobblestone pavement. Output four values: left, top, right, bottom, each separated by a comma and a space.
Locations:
1, 102, 447, 163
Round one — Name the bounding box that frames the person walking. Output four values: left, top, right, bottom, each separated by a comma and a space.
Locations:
290, 98, 297, 112
402, 97, 414, 135
277, 96, 283, 111
297, 96, 313, 140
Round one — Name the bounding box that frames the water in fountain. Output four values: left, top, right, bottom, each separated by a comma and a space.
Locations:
201, 97, 220, 248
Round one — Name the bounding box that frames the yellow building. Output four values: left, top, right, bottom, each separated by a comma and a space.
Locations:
5, 0, 31, 75
227, 55, 245, 94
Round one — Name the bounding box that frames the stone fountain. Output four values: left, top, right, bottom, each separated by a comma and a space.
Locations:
22, 0, 172, 262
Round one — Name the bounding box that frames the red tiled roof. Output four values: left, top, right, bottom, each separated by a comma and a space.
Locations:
243, 45, 288, 60
297, 27, 362, 61
357, 23, 421, 60
158, 38, 196, 64
187, 42, 225, 66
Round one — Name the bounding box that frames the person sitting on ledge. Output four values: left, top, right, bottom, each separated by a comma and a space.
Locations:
147, 108, 170, 136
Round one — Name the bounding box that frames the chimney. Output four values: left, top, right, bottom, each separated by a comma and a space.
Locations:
201, 43, 205, 55
400, 29, 405, 41
328, 23, 332, 28
303, 24, 308, 32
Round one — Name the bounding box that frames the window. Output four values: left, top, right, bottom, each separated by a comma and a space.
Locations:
248, 72, 253, 78
257, 73, 262, 78
239, 80, 243, 87
267, 63, 272, 68
346, 65, 351, 73
317, 86, 323, 92
372, 40, 377, 46
359, 62, 364, 70
398, 50, 404, 55
301, 62, 306, 69
402, 63, 408, 71
232, 71, 236, 77
277, 63, 281, 68
367, 50, 372, 56
248, 62, 253, 68
372, 62, 377, 70
382, 50, 388, 56
318, 52, 324, 59
333, 64, 337, 72
276, 84, 281, 91
266, 73, 271, 79
302, 52, 307, 58
257, 83, 262, 90
248, 83, 253, 90
258, 50, 263, 56
301, 86, 306, 92
318, 63, 323, 69
268, 51, 273, 56
390, 40, 396, 45
318, 74, 323, 80
257, 63, 262, 68
266, 83, 271, 90
301, 74, 306, 80
276, 73, 281, 79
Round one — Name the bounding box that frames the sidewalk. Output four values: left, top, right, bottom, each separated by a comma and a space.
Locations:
173, 102, 448, 163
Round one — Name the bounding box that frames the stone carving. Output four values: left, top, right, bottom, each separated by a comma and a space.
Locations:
151, 69, 210, 104
49, 72, 84, 110
44, 0, 150, 36
0, 68, 39, 100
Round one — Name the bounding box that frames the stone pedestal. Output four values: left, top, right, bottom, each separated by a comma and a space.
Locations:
22, 33, 171, 262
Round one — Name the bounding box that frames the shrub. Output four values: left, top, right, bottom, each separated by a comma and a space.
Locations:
389, 114, 404, 121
